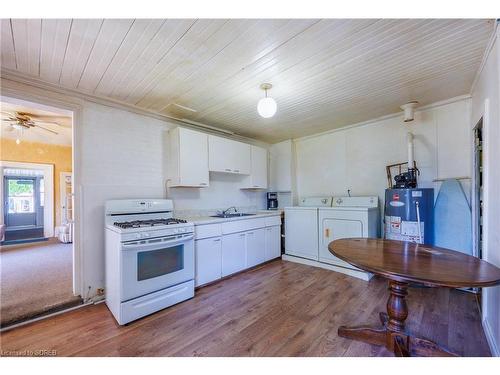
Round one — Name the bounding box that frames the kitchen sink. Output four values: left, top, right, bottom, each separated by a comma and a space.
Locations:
210, 213, 256, 218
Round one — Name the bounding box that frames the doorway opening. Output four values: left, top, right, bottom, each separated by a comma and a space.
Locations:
0, 97, 81, 328
3, 170, 45, 244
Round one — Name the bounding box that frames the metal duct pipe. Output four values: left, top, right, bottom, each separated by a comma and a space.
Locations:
407, 132, 414, 169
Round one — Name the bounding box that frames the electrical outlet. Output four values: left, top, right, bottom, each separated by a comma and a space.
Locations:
96, 288, 105, 296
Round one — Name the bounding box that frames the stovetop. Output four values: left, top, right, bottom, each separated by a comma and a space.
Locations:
113, 218, 188, 229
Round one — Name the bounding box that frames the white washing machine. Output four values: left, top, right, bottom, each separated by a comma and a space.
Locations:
284, 197, 333, 261
318, 196, 379, 270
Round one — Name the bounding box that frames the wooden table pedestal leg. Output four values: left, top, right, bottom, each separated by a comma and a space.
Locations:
338, 280, 459, 357
385, 280, 409, 355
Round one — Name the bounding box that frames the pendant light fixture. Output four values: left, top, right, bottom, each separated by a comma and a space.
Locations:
257, 83, 277, 118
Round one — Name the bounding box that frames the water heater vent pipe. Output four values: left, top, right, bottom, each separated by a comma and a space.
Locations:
407, 132, 414, 169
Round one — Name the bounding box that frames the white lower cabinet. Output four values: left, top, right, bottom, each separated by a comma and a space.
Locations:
221, 232, 247, 277
196, 216, 282, 283
265, 225, 281, 261
195, 237, 222, 287
246, 228, 266, 268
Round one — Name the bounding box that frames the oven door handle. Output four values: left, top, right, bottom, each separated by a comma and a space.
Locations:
122, 234, 194, 251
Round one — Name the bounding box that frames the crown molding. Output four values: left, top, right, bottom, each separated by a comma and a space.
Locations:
293, 94, 472, 143
0, 68, 268, 146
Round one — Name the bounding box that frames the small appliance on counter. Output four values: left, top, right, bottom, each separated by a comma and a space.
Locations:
267, 192, 278, 210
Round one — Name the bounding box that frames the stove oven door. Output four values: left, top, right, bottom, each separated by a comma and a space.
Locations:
121, 233, 194, 302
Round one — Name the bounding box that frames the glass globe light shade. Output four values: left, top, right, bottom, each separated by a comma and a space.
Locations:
257, 97, 277, 118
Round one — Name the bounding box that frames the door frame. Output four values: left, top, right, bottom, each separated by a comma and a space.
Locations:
0, 88, 82, 298
59, 171, 73, 224
471, 98, 490, 264
472, 117, 483, 260
471, 99, 490, 322
0, 161, 54, 238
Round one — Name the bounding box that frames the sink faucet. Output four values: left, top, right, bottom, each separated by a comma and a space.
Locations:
221, 206, 238, 215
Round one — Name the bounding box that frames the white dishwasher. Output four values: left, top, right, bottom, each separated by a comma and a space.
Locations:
284, 197, 333, 261
318, 196, 379, 270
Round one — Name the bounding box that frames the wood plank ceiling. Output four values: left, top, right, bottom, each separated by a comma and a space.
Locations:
0, 19, 494, 142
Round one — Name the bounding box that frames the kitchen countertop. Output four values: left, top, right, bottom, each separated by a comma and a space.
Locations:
180, 210, 282, 225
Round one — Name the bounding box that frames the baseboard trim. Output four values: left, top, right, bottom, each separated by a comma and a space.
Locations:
0, 300, 91, 333
482, 317, 500, 357
282, 254, 373, 281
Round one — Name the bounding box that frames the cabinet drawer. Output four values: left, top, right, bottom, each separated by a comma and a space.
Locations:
221, 217, 267, 235
195, 223, 222, 240
120, 280, 194, 325
265, 215, 281, 227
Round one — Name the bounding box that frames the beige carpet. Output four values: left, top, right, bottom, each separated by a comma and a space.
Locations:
0, 239, 82, 327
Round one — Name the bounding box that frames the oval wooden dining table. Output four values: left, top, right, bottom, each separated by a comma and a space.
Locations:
328, 238, 500, 357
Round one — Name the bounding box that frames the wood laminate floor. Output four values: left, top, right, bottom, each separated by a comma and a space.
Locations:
0, 260, 490, 357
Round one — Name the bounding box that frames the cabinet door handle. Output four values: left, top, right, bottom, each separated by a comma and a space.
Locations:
225, 168, 231, 172
325, 228, 330, 237
234, 169, 240, 173
213, 238, 221, 242
247, 232, 254, 235
200, 182, 207, 186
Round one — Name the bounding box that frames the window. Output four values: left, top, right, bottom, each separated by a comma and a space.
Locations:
7, 179, 35, 213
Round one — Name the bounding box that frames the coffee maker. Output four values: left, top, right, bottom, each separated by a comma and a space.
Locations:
267, 192, 278, 210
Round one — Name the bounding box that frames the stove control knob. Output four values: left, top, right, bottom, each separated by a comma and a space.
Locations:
134, 233, 141, 240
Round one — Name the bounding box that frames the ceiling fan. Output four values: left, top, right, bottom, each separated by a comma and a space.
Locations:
1, 111, 61, 135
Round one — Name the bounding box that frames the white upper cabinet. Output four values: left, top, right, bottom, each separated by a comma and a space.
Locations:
167, 127, 209, 187
208, 135, 251, 175
241, 145, 268, 189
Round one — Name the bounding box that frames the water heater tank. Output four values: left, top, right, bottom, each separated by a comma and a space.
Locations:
384, 188, 434, 245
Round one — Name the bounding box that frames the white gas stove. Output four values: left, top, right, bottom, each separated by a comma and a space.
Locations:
104, 199, 195, 325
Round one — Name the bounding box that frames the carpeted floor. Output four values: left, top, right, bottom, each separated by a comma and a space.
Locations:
0, 239, 82, 327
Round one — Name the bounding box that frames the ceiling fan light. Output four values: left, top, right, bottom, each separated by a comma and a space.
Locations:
15, 138, 21, 145
257, 97, 277, 118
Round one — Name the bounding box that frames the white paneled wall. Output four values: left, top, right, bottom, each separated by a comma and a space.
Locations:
79, 103, 266, 296
81, 102, 169, 187
471, 33, 500, 356
79, 103, 170, 296
294, 98, 472, 223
